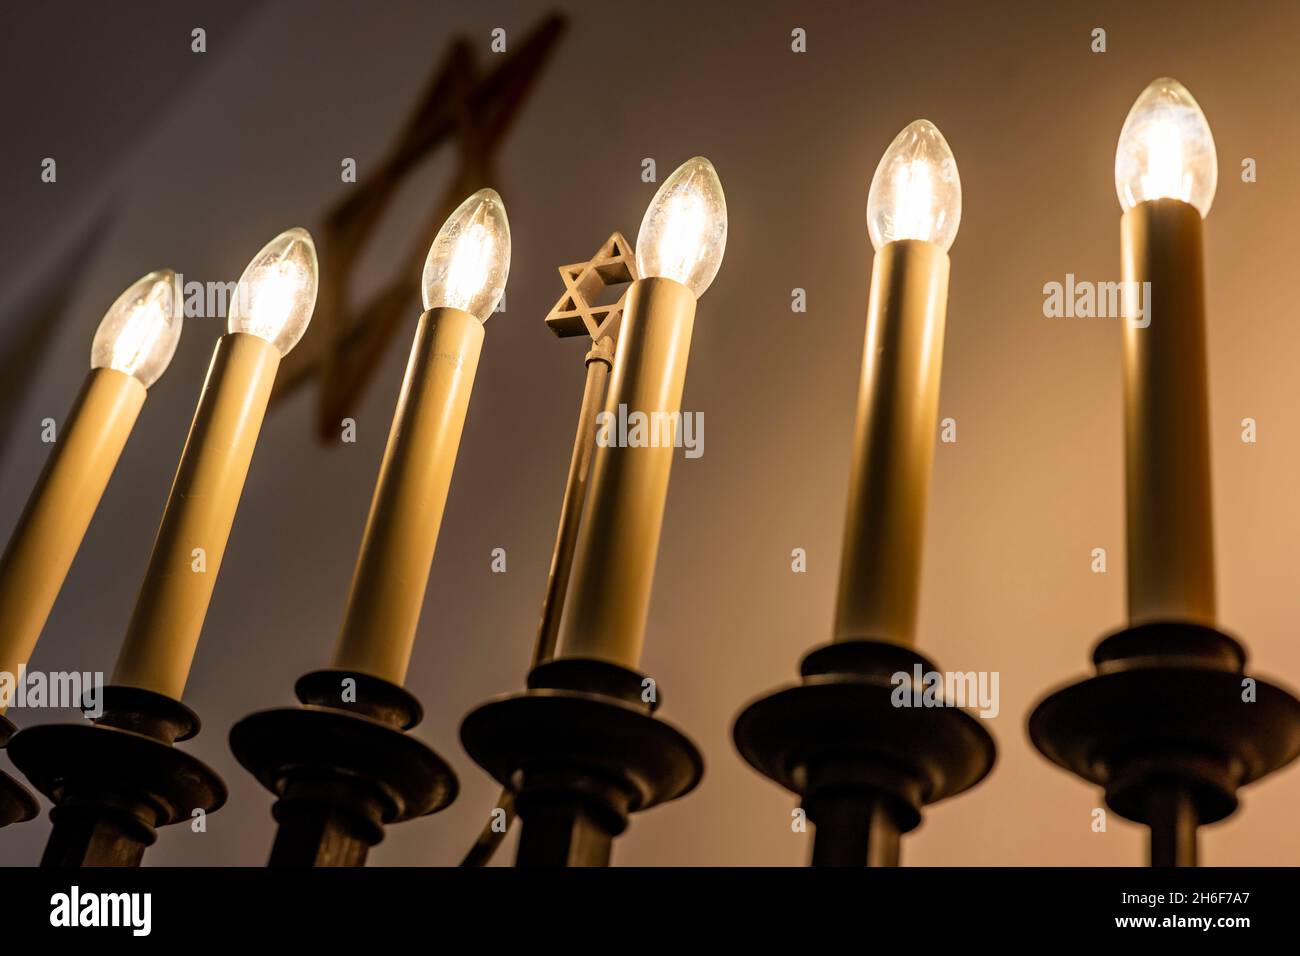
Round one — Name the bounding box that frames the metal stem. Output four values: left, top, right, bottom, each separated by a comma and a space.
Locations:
460, 338, 614, 867
810, 792, 902, 867
1148, 785, 1198, 867
514, 798, 614, 868
268, 805, 373, 868
534, 338, 614, 661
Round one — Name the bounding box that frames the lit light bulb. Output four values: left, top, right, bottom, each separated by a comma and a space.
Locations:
1114, 78, 1217, 217
90, 270, 182, 388
635, 156, 727, 298
867, 119, 962, 252
227, 227, 319, 355
421, 188, 511, 321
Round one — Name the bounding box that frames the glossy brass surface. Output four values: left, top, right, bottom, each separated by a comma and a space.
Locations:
1121, 198, 1216, 625
833, 239, 949, 648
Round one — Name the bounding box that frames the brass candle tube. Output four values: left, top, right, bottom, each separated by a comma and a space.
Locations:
113, 331, 281, 698
0, 368, 144, 701
1120, 197, 1216, 626
331, 306, 484, 684
555, 276, 695, 670
833, 239, 949, 648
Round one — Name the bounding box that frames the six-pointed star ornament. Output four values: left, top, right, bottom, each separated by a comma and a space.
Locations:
544, 232, 639, 343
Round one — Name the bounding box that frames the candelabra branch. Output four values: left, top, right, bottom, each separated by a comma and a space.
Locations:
1029, 622, 1300, 867
6, 686, 226, 866
459, 792, 515, 868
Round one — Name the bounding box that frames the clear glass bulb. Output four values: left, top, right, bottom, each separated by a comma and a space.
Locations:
635, 156, 727, 298
90, 269, 181, 388
421, 188, 511, 321
867, 119, 962, 252
1115, 78, 1217, 218
227, 226, 319, 355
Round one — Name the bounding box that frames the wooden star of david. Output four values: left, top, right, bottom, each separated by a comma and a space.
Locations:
544, 232, 639, 342
268, 14, 566, 440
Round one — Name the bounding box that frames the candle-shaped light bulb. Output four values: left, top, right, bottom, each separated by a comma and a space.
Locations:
114, 229, 316, 699
227, 226, 319, 354
636, 156, 727, 298
421, 188, 511, 321
867, 119, 962, 252
1115, 78, 1217, 217
90, 270, 182, 388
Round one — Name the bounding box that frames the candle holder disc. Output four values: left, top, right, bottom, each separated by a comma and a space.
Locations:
733, 640, 996, 866
1029, 622, 1300, 866
460, 658, 703, 867
230, 669, 458, 867
6, 686, 226, 866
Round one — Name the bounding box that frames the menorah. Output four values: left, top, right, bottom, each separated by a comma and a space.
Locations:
2, 78, 1300, 870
